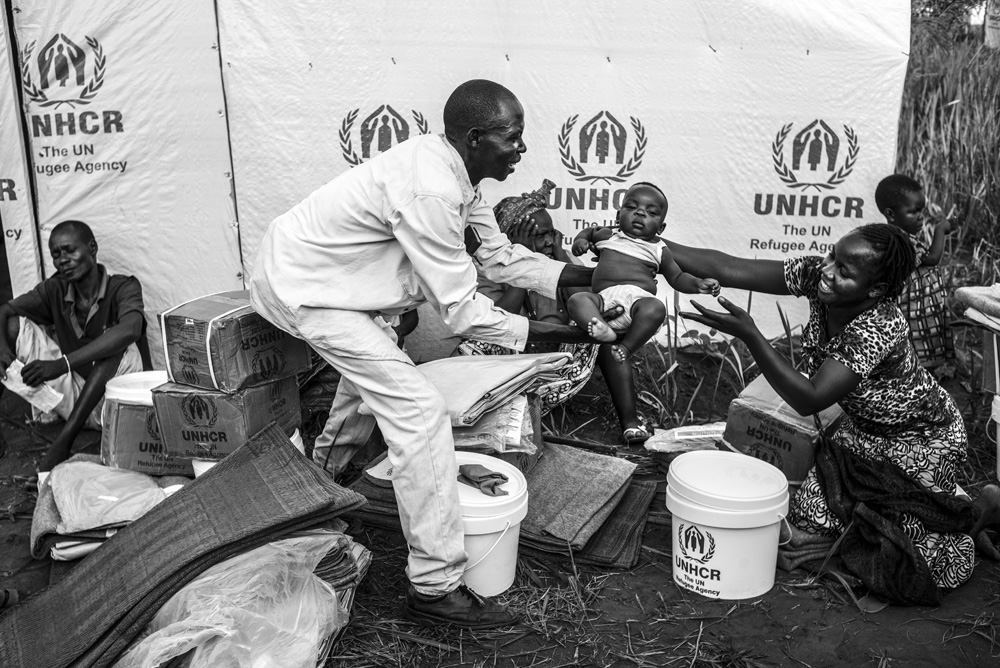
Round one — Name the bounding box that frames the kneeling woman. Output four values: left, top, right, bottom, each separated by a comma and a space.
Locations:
675, 223, 998, 601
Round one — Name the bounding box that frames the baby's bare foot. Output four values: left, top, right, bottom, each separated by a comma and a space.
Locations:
612, 344, 631, 362
587, 317, 616, 343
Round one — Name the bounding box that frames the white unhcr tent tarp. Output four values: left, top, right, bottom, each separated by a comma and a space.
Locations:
0, 0, 911, 361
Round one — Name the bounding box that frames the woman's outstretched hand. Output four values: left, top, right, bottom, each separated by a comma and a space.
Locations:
680, 296, 758, 340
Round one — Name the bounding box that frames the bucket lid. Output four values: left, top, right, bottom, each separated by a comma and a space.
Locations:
366, 451, 528, 518
667, 450, 787, 512
105, 371, 169, 405
454, 452, 528, 518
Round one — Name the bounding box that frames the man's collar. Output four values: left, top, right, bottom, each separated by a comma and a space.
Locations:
64, 264, 109, 304
439, 134, 477, 203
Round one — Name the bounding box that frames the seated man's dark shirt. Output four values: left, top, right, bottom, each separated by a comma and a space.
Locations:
7, 264, 148, 374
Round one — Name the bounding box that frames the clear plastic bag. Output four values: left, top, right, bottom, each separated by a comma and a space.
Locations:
50, 461, 166, 534
115, 533, 348, 668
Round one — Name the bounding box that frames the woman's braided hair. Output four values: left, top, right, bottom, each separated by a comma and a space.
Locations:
852, 223, 916, 300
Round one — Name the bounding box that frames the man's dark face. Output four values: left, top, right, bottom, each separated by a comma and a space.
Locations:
469, 98, 526, 184
49, 229, 97, 283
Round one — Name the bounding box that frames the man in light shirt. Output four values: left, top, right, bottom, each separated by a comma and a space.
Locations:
251, 80, 603, 628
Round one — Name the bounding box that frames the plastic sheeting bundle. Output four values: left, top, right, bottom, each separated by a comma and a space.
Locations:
0, 423, 366, 668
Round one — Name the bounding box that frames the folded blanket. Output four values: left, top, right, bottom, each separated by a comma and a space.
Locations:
963, 306, 1000, 332
417, 353, 571, 425
521, 442, 635, 550
954, 284, 1000, 320
521, 478, 657, 569
1, 423, 366, 668
777, 544, 835, 572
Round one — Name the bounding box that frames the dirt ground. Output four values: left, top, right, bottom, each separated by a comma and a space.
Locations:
1, 343, 999, 667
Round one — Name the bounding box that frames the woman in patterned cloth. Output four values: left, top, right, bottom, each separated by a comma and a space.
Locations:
674, 223, 1000, 592
458, 179, 650, 444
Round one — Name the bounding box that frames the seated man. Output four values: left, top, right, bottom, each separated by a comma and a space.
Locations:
0, 220, 148, 471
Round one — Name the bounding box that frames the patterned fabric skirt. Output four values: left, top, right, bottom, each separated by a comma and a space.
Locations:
899, 266, 953, 367
455, 340, 599, 415
789, 407, 975, 589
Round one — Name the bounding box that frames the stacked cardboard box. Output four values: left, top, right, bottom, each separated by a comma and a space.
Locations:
100, 370, 195, 476
154, 291, 307, 462
160, 290, 311, 392
102, 393, 194, 476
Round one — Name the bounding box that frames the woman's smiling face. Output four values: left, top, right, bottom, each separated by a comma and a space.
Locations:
817, 232, 885, 307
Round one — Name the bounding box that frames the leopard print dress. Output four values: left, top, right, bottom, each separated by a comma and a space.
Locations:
784, 256, 974, 589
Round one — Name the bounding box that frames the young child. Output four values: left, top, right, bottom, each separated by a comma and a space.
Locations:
875, 174, 953, 366
568, 182, 720, 362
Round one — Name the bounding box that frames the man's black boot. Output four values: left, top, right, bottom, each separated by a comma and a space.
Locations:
403, 584, 519, 630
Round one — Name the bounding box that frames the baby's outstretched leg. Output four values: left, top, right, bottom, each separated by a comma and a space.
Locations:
615, 297, 666, 360
567, 292, 616, 342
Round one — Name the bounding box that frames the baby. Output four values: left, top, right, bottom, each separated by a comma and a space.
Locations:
569, 182, 720, 361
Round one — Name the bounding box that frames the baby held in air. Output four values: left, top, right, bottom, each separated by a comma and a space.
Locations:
568, 182, 720, 362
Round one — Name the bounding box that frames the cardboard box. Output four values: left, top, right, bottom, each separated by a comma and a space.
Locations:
153, 376, 301, 460
101, 400, 194, 477
722, 374, 842, 483
982, 330, 999, 393
161, 290, 311, 393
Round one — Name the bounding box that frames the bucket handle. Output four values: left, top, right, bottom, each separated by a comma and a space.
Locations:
777, 513, 793, 546
465, 521, 512, 571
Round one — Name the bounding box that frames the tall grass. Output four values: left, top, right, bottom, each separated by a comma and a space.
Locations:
896, 24, 1000, 256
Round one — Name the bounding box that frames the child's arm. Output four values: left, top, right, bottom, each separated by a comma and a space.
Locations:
571, 226, 613, 257
921, 219, 952, 266
659, 247, 721, 295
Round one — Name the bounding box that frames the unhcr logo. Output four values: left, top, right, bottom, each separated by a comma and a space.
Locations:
746, 444, 783, 471
252, 347, 286, 380
754, 119, 864, 221
181, 395, 218, 428
145, 411, 161, 440
180, 365, 200, 386
340, 104, 431, 165
20, 33, 125, 146
21, 34, 105, 108
677, 523, 716, 564
558, 111, 646, 185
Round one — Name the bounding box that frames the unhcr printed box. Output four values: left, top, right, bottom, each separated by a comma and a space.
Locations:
721, 375, 842, 484
152, 376, 301, 461
101, 401, 194, 477
160, 290, 310, 393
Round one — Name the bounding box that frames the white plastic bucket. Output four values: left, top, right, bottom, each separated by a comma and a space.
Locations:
455, 452, 528, 596
104, 370, 168, 408
666, 450, 788, 600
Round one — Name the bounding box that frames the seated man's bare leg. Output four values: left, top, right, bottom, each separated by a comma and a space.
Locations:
566, 292, 616, 343
40, 351, 123, 471
613, 297, 666, 362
